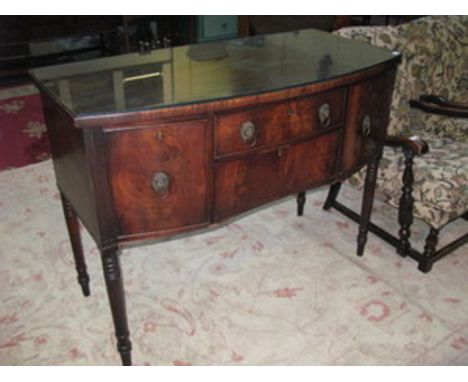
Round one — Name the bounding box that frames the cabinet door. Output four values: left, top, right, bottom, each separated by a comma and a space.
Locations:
106, 120, 208, 237
214, 131, 339, 220
340, 71, 395, 175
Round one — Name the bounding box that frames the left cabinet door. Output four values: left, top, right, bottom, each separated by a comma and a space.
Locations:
106, 120, 208, 238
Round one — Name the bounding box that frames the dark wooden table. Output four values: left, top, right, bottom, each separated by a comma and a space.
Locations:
30, 29, 400, 365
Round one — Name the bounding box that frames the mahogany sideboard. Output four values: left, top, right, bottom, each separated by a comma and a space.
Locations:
30, 29, 400, 365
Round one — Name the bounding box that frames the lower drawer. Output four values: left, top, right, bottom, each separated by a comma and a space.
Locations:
214, 131, 340, 220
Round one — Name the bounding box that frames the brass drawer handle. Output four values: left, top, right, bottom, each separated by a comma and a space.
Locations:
318, 103, 331, 128
361, 115, 372, 137
240, 121, 257, 147
152, 171, 170, 196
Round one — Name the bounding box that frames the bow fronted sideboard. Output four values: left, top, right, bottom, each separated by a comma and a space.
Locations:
31, 29, 400, 365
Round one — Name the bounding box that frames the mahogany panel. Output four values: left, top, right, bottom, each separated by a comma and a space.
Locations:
106, 121, 208, 236
40, 92, 101, 244
215, 101, 289, 157
214, 88, 345, 157
340, 71, 395, 175
288, 88, 346, 135
214, 131, 340, 220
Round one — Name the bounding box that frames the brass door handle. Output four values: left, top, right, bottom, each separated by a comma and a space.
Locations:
152, 171, 170, 196
318, 103, 331, 128
361, 115, 372, 137
240, 121, 257, 147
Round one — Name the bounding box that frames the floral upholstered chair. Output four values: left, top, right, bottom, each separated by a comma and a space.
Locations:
323, 16, 468, 272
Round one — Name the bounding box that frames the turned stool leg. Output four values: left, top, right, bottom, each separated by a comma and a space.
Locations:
297, 192, 306, 216
323, 182, 342, 211
418, 227, 439, 273
60, 192, 90, 297
357, 161, 379, 256
101, 246, 132, 366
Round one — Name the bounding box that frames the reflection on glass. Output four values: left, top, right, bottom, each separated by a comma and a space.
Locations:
31, 28, 398, 116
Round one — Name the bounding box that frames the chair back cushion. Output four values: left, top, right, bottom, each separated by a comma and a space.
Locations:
335, 16, 468, 138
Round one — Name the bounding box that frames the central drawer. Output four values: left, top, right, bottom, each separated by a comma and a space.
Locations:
214, 131, 340, 220
214, 88, 345, 158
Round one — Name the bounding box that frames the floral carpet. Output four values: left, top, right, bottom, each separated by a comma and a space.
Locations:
0, 160, 467, 365
0, 83, 50, 171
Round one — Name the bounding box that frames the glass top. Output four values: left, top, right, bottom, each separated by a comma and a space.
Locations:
30, 28, 399, 117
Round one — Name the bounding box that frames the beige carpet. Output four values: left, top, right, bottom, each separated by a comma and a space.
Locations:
1, 160, 467, 365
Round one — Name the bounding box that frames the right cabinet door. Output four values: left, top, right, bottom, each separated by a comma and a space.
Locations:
340, 70, 395, 176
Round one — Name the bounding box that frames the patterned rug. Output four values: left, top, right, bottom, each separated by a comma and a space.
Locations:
0, 160, 467, 365
0, 83, 50, 171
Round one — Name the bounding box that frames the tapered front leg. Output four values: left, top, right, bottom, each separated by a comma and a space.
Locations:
101, 246, 132, 366
60, 192, 90, 297
357, 160, 379, 256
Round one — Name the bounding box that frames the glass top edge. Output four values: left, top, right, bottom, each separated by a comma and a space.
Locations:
75, 60, 399, 121
30, 28, 400, 117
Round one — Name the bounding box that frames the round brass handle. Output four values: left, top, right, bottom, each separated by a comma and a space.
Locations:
318, 103, 331, 128
361, 115, 372, 137
152, 171, 170, 196
240, 121, 257, 147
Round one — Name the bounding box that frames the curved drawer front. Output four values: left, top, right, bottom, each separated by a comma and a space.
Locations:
214, 88, 345, 158
214, 131, 340, 220
106, 121, 208, 236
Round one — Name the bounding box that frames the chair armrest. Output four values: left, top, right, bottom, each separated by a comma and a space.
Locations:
419, 94, 468, 110
410, 95, 468, 118
384, 135, 429, 156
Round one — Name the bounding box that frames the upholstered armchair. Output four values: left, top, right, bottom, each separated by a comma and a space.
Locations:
323, 16, 468, 272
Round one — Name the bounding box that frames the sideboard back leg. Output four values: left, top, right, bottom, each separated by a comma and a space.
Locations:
357, 161, 379, 256
297, 192, 306, 216
323, 182, 342, 211
60, 192, 91, 297
101, 246, 132, 366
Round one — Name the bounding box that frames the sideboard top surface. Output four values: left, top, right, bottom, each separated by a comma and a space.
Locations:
30, 28, 399, 118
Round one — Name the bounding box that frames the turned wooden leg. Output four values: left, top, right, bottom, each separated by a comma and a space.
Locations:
397, 148, 415, 257
101, 246, 132, 366
418, 227, 439, 273
357, 161, 379, 256
297, 192, 306, 216
60, 192, 90, 297
323, 182, 342, 211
